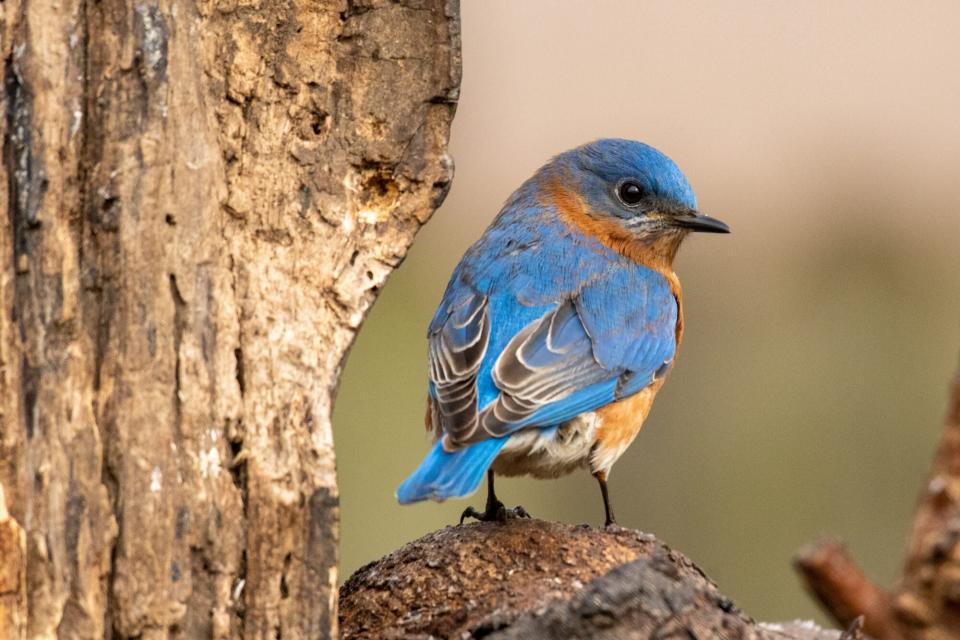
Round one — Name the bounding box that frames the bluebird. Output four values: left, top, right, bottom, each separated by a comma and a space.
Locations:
396, 139, 729, 526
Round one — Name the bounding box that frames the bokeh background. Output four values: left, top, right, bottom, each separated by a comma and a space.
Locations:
333, 1, 960, 624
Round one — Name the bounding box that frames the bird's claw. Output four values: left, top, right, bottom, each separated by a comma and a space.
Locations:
459, 502, 531, 525
510, 505, 532, 520
459, 506, 483, 525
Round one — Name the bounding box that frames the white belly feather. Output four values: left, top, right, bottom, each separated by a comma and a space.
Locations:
490, 412, 601, 479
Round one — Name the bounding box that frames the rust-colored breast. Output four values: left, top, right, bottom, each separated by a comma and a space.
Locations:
594, 383, 662, 456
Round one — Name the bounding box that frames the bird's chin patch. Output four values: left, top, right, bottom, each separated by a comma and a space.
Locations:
628, 223, 686, 246
629, 222, 674, 238
626, 227, 687, 266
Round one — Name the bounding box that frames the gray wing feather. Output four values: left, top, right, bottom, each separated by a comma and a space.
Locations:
473, 300, 609, 440
428, 294, 490, 443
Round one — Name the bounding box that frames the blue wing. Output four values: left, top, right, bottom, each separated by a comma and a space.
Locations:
397, 254, 678, 503
477, 266, 678, 437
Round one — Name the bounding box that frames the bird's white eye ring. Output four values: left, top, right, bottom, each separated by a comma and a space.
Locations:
616, 180, 646, 206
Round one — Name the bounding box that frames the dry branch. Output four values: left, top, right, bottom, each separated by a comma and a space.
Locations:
797, 364, 960, 639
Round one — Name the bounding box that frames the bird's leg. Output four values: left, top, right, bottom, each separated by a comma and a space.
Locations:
594, 470, 617, 527
459, 471, 531, 524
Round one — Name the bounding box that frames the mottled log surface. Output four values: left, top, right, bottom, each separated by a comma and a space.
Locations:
0, 0, 460, 638
797, 364, 960, 640
340, 519, 852, 640
0, 484, 27, 637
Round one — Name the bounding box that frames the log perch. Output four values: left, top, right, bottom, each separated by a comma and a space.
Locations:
340, 519, 858, 639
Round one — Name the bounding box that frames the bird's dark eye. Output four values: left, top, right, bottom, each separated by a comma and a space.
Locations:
617, 181, 645, 206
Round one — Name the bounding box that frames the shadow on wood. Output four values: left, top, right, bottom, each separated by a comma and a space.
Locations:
340, 519, 859, 639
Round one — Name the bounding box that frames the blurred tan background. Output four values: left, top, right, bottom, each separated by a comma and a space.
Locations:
333, 0, 960, 624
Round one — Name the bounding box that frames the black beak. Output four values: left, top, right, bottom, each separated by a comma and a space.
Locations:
673, 213, 731, 234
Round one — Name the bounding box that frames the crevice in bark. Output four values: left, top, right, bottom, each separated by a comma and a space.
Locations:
339, 1, 373, 22
234, 346, 245, 396
280, 553, 291, 600
169, 273, 186, 430
103, 490, 122, 638
18, 355, 37, 439
228, 430, 248, 636
228, 438, 247, 496
4, 48, 45, 258
225, 247, 248, 635
5, 51, 44, 460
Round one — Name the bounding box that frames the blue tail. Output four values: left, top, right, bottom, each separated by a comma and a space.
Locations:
397, 438, 508, 504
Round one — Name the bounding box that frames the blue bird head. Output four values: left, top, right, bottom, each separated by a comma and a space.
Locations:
548, 139, 729, 241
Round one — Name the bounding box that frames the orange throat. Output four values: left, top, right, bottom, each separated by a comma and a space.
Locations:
545, 177, 686, 273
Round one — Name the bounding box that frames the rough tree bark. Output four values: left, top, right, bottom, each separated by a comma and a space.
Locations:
797, 363, 960, 640
0, 0, 460, 637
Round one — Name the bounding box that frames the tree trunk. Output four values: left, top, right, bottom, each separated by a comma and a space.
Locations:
0, 0, 460, 637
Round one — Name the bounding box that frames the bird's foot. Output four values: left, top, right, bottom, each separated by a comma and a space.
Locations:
459, 501, 531, 525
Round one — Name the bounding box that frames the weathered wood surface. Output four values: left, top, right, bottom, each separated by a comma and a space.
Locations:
797, 364, 960, 640
340, 519, 857, 640
0, 0, 460, 637
0, 483, 27, 637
